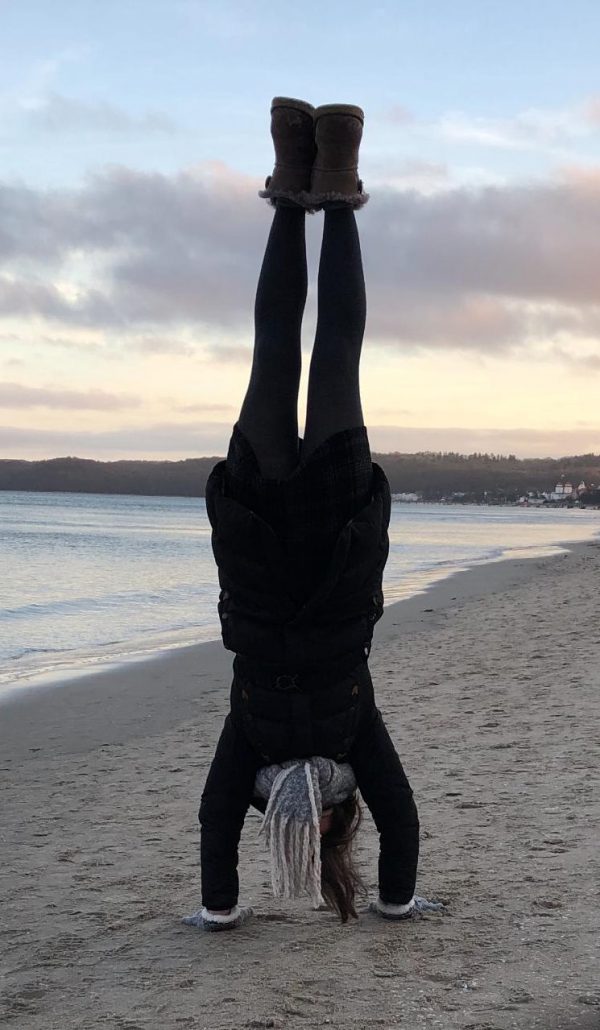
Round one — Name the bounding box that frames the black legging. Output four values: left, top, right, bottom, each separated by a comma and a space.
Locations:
238, 205, 367, 478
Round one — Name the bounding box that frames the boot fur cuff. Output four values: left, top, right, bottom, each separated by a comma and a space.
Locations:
258, 187, 318, 213
306, 189, 370, 210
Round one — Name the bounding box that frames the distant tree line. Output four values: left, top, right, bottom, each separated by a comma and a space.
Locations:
0, 456, 218, 497
1, 451, 599, 501
376, 451, 600, 503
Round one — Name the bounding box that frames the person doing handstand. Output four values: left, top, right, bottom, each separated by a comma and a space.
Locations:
184, 98, 441, 930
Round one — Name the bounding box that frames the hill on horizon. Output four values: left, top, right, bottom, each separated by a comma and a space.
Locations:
1, 452, 599, 502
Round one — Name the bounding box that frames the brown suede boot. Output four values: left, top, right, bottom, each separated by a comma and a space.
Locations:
309, 104, 368, 209
259, 97, 316, 210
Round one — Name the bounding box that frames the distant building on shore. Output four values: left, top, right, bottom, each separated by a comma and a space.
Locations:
548, 480, 574, 501
518, 478, 591, 506
391, 491, 422, 503
542, 478, 589, 502
517, 493, 545, 506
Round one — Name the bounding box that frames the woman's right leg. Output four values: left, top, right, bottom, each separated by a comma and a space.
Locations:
237, 204, 308, 479
282, 208, 371, 598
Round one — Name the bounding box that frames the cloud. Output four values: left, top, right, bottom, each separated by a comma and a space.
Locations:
0, 382, 140, 410
429, 99, 600, 153
176, 402, 237, 413
27, 331, 197, 358
557, 163, 600, 194
38, 333, 103, 353
437, 110, 572, 150
2, 162, 600, 358
367, 407, 413, 418
1, 421, 598, 461
25, 93, 178, 136
360, 179, 600, 349
201, 342, 254, 363
0, 275, 120, 325
176, 0, 260, 40
376, 98, 600, 178
6, 47, 90, 118
135, 335, 196, 356
363, 157, 449, 193
0, 421, 232, 458
364, 180, 600, 306
582, 96, 600, 126
384, 105, 414, 126
0, 163, 263, 330
551, 346, 600, 372
367, 425, 600, 459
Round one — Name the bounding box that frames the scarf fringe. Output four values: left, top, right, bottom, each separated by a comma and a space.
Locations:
261, 763, 324, 907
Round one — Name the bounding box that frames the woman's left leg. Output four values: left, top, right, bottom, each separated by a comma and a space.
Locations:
237, 204, 308, 479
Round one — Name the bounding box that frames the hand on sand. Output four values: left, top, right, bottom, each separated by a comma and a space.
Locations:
369, 894, 445, 921
182, 905, 254, 931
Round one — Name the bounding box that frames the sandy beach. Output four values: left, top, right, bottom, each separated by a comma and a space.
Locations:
1, 541, 599, 1030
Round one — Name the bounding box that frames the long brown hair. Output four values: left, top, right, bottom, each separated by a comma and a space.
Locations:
320, 793, 365, 922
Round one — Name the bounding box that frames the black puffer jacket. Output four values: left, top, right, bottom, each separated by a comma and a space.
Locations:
205, 458, 391, 671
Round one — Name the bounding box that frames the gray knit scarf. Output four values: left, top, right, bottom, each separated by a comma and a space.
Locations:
255, 757, 357, 907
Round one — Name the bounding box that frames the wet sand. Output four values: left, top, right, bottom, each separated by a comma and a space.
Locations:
1, 541, 599, 1029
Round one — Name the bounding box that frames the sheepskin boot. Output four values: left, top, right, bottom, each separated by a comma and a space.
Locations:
259, 97, 316, 210
310, 104, 368, 209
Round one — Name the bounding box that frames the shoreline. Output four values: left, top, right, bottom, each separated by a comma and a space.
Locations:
0, 536, 594, 749
2, 525, 598, 705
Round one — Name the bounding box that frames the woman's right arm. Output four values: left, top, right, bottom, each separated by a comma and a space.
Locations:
199, 714, 261, 912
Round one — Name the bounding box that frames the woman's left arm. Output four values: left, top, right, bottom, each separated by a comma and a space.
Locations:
349, 706, 420, 906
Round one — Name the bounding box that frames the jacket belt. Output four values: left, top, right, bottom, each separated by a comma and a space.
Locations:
233, 650, 366, 693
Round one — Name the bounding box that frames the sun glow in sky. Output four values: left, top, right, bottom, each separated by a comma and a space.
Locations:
1, 0, 600, 459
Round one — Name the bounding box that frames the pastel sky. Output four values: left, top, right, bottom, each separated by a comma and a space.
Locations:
2, 0, 600, 460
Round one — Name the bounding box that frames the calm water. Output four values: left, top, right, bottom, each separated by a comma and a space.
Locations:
1, 490, 599, 692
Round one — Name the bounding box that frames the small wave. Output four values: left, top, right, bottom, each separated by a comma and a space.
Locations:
0, 584, 207, 620
0, 623, 218, 693
3, 644, 76, 661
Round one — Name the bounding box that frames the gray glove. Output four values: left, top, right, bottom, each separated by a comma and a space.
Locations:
182, 905, 254, 932
369, 894, 445, 920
